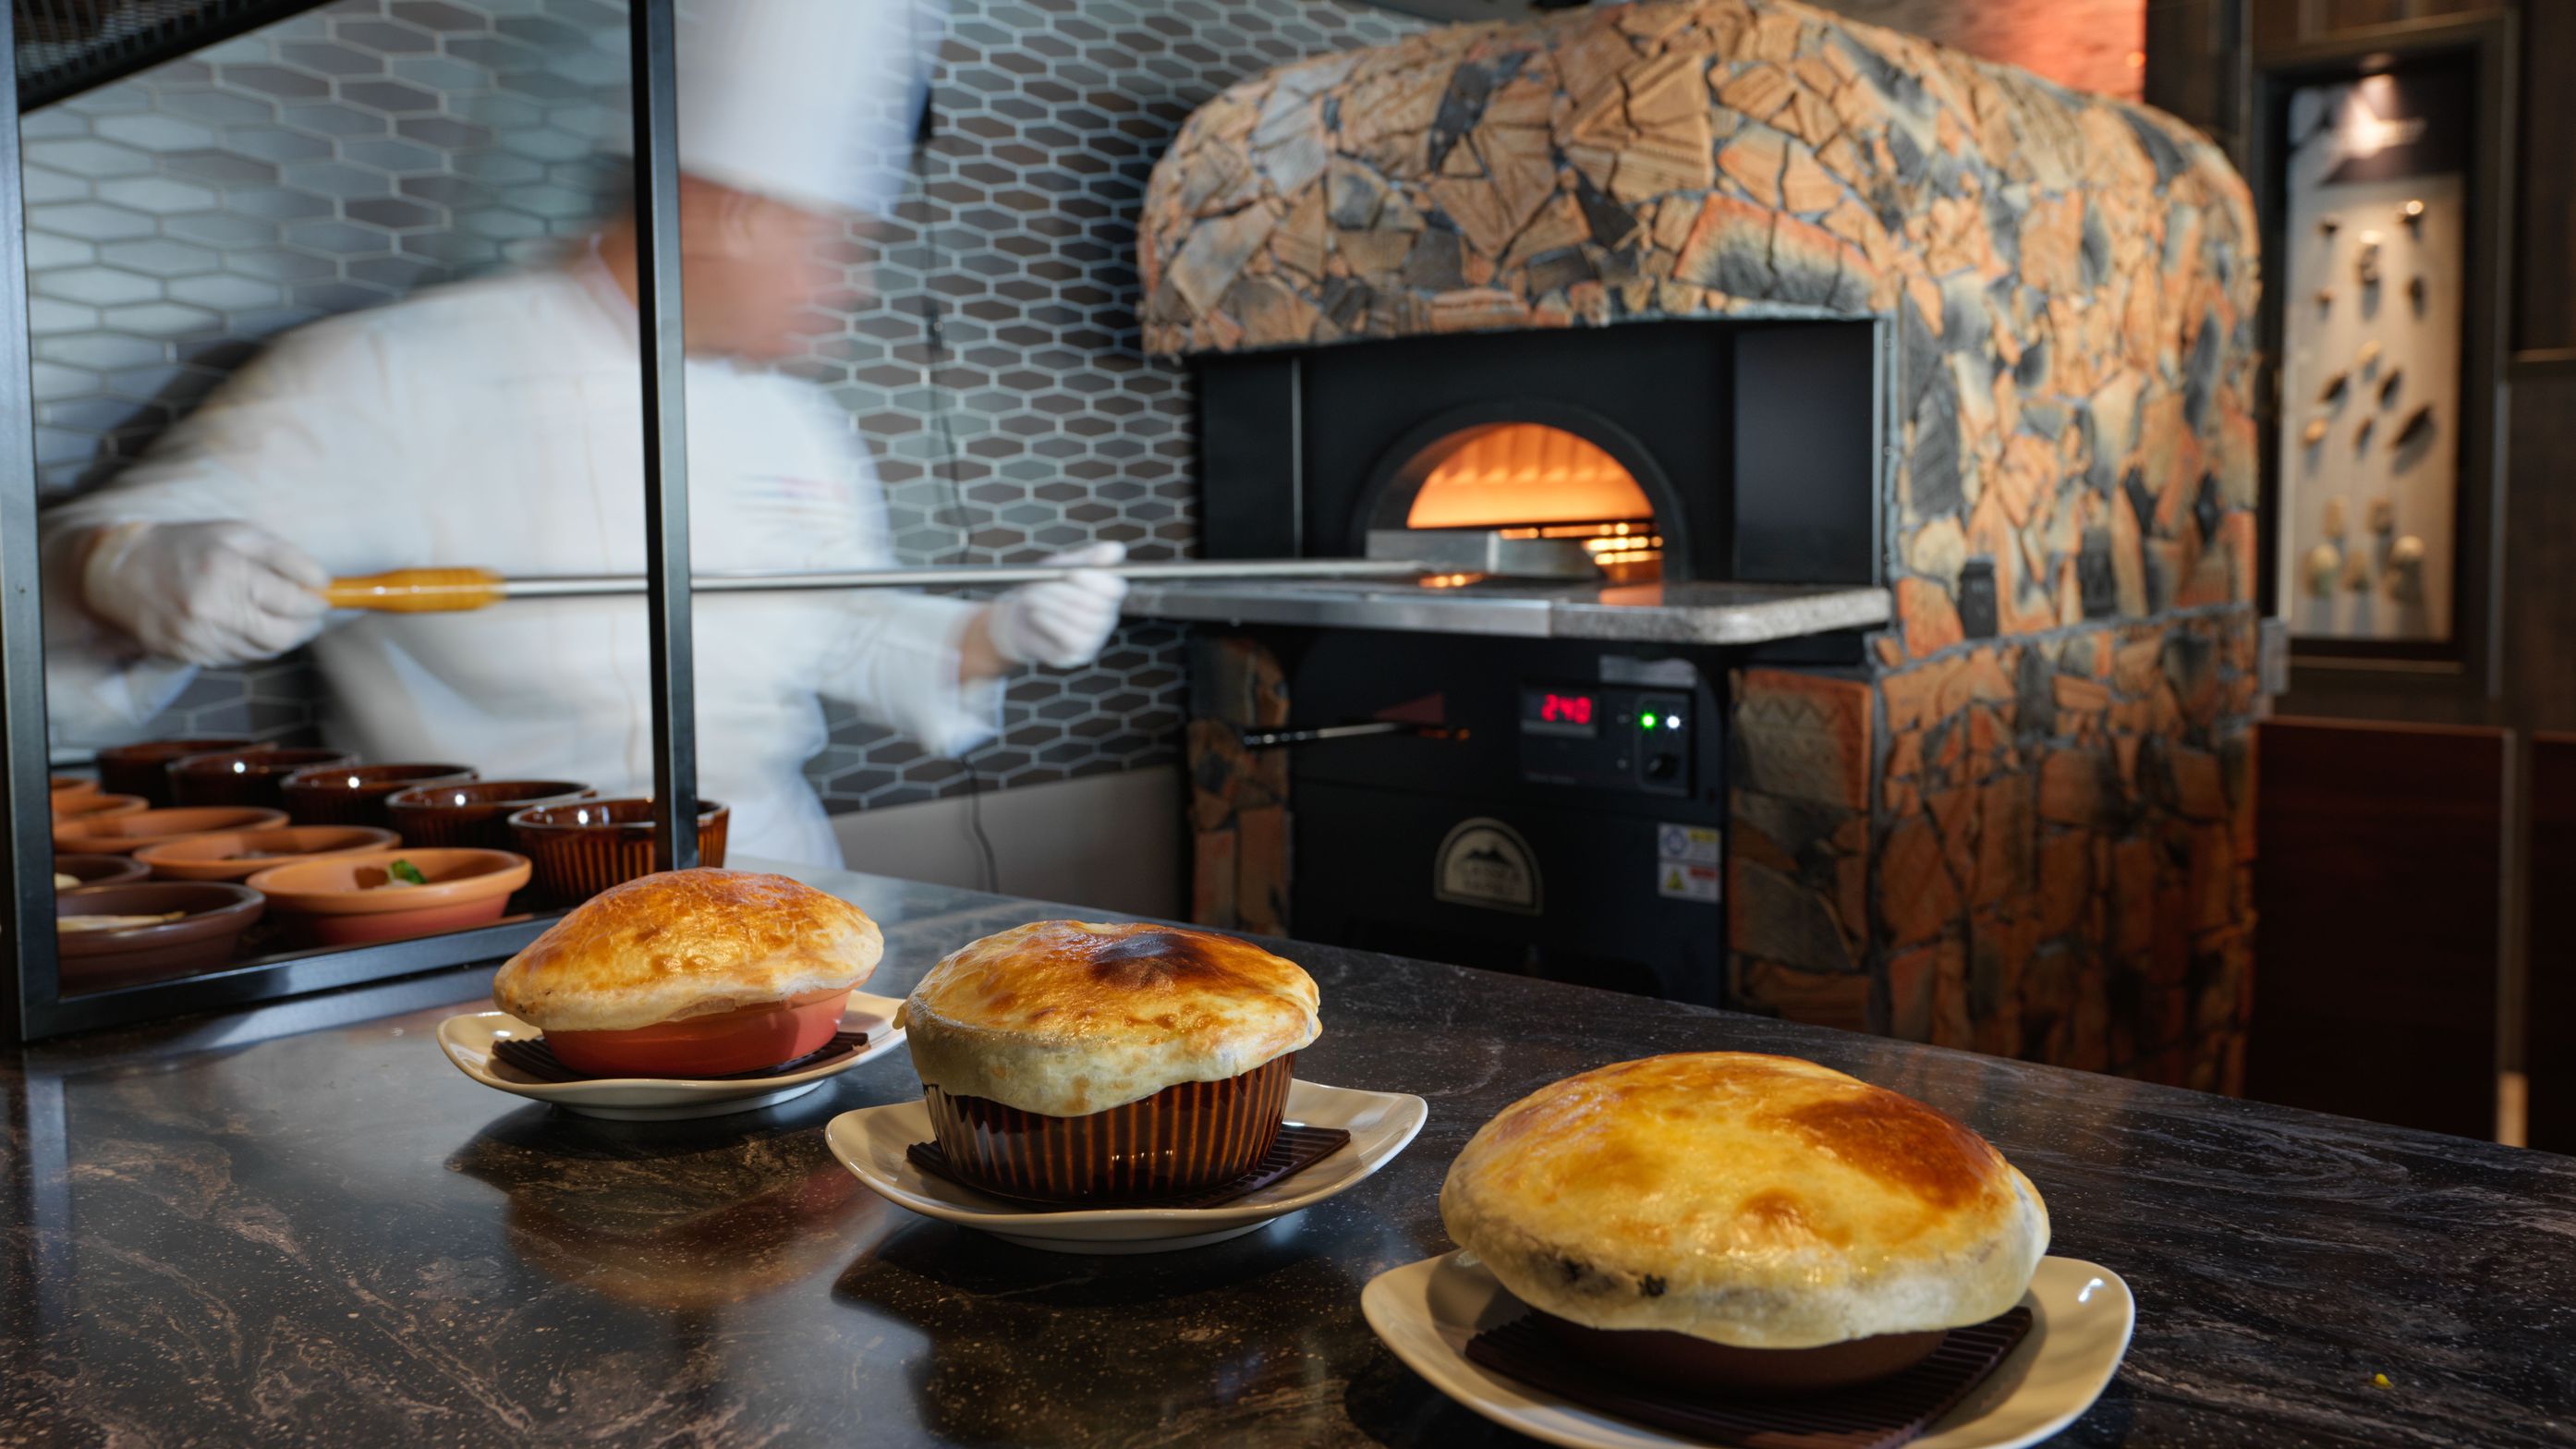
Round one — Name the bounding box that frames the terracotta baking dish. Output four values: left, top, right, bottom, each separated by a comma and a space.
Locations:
921, 1053, 1295, 1201
96, 737, 264, 805
282, 763, 478, 829
248, 847, 531, 947
56, 805, 290, 857
56, 882, 264, 992
546, 989, 853, 1078
54, 853, 151, 890
50, 774, 100, 805
171, 748, 356, 810
508, 798, 729, 907
387, 779, 593, 851
51, 790, 147, 826
135, 825, 400, 883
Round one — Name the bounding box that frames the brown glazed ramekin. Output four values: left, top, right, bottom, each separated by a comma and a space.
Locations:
281, 763, 477, 828
170, 749, 356, 810
387, 780, 593, 850
95, 737, 262, 806
922, 1053, 1294, 1202
507, 798, 729, 906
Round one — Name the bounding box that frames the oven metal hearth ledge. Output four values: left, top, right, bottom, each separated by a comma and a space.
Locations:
1121, 579, 1890, 644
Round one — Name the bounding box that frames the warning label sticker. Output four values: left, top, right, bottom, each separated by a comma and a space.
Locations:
1658, 823, 1719, 866
1659, 863, 1721, 902
1657, 823, 1721, 903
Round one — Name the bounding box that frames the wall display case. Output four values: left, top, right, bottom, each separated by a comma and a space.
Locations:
2253, 16, 2516, 691
2275, 70, 2466, 644
0, 0, 704, 1041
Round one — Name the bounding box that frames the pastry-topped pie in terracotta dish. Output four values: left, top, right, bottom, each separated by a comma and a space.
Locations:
1440, 1052, 2050, 1393
491, 868, 881, 1078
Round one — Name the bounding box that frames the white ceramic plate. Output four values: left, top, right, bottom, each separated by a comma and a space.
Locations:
1362, 1251, 2133, 1449
826, 1078, 1428, 1253
436, 992, 906, 1120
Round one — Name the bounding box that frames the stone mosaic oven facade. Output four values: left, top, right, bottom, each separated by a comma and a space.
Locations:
1142, 0, 2262, 1090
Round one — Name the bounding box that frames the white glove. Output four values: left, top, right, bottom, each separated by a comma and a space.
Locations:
984, 542, 1127, 669
79, 519, 332, 667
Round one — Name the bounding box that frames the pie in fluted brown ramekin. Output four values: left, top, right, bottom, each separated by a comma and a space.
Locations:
896, 920, 1321, 1201
1440, 1052, 2050, 1394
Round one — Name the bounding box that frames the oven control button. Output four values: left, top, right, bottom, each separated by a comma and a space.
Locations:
1644, 754, 1680, 781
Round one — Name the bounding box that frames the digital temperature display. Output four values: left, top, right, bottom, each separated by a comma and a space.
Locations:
1518, 682, 1692, 795
1522, 688, 1600, 738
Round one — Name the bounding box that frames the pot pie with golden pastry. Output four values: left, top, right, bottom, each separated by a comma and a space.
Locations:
897, 920, 1320, 1200
491, 868, 881, 1078
1441, 1052, 2050, 1394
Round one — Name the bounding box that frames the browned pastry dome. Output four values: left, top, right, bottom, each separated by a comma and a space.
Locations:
491, 869, 881, 1031
896, 919, 1320, 1116
1440, 1053, 2049, 1347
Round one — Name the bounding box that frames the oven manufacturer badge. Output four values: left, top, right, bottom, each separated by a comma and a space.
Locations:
1658, 822, 1721, 904
1433, 817, 1541, 915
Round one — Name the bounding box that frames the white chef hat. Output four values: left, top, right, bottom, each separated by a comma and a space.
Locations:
664, 0, 947, 217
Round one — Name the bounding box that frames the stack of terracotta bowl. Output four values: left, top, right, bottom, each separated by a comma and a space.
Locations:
50, 737, 751, 985
240, 758, 531, 949
49, 739, 553, 985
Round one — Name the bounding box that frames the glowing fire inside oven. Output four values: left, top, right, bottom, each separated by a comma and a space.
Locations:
1403, 423, 1663, 581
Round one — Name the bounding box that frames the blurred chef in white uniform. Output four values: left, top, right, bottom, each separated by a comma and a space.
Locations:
38, 0, 1124, 867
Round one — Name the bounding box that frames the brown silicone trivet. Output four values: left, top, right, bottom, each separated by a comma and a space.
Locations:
906, 1123, 1354, 1211
492, 1029, 871, 1084
1463, 1305, 2035, 1449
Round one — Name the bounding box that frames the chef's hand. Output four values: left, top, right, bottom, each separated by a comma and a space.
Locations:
78, 519, 332, 666
977, 542, 1128, 671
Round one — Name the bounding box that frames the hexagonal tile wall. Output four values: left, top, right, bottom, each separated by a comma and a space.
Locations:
29, 0, 1425, 812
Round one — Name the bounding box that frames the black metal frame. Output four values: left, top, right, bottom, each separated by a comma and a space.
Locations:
2249, 13, 2519, 701
0, 0, 699, 1040
13, 0, 331, 112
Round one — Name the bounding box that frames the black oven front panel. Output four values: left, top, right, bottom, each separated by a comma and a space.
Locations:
1282, 633, 1723, 816
1276, 629, 1730, 1005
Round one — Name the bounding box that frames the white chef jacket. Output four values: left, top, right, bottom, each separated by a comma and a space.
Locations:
41, 262, 996, 867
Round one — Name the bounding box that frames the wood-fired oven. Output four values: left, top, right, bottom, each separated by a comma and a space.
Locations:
1129, 317, 1892, 1003
1135, 0, 2268, 1085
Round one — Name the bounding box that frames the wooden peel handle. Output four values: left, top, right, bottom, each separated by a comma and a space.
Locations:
321, 568, 508, 612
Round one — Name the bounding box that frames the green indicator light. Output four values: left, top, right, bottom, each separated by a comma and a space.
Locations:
1665, 713, 1683, 729
1641, 715, 1657, 730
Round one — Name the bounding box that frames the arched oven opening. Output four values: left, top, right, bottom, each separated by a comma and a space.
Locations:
1356, 402, 1688, 587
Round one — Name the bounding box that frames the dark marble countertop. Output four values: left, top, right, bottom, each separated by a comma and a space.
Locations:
4, 868, 2572, 1447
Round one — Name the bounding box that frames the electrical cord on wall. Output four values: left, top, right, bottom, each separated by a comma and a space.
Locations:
912, 98, 1002, 895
